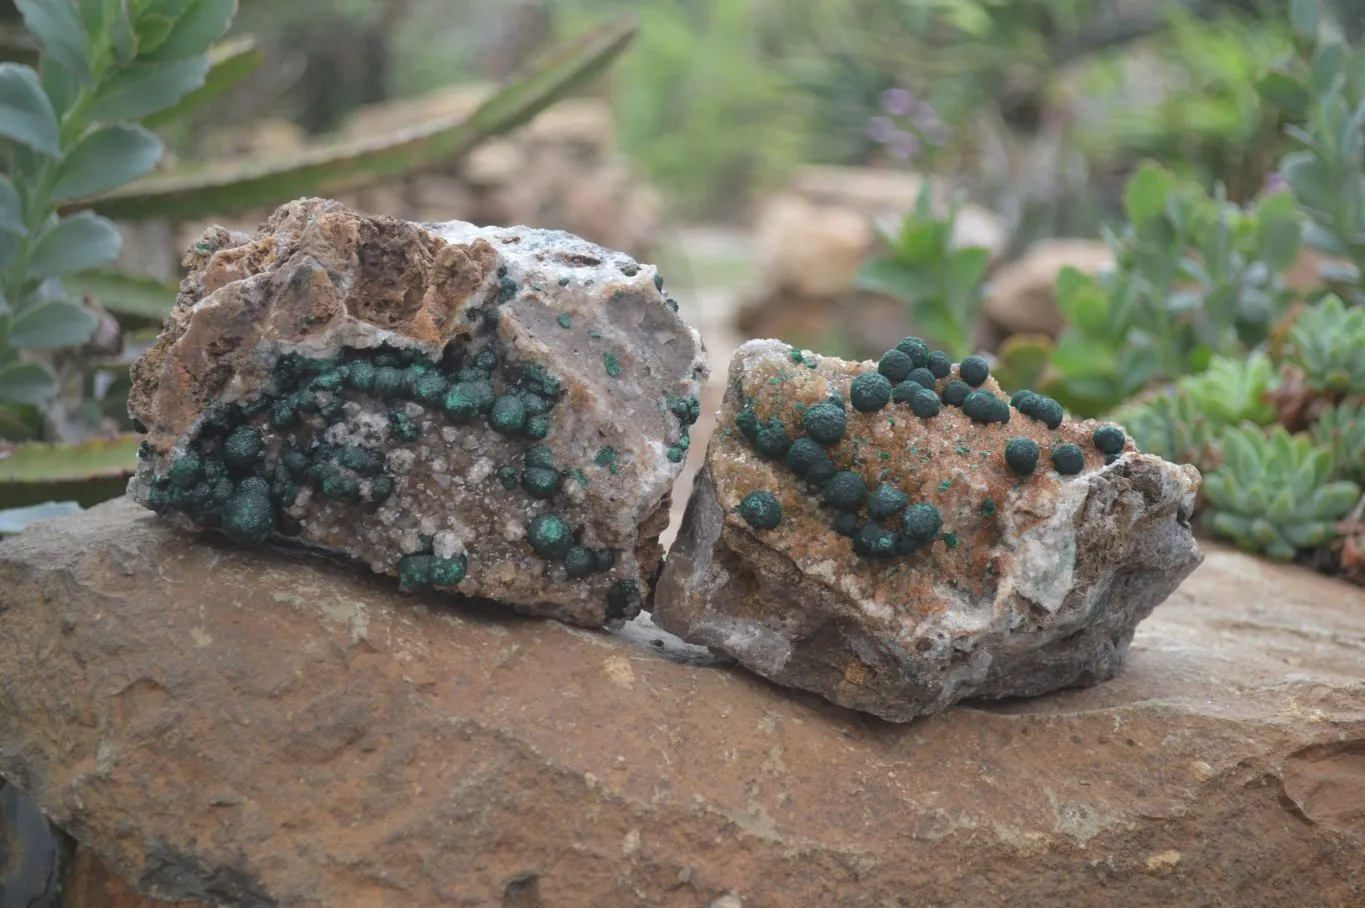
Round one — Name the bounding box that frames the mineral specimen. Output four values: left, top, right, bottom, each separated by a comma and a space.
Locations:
128, 199, 707, 627
652, 338, 1203, 722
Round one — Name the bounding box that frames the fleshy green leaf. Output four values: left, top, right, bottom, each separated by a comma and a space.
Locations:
76, 0, 106, 35
40, 54, 78, 117
0, 63, 61, 157
1290, 0, 1319, 40
1256, 72, 1311, 116
89, 56, 210, 122
7, 299, 98, 349
134, 14, 175, 54
1280, 151, 1333, 212
0, 176, 25, 236
142, 36, 261, 129
27, 212, 123, 278
80, 15, 640, 220
945, 246, 988, 308
52, 124, 165, 201
145, 0, 238, 61
15, 0, 90, 82
0, 361, 58, 404
1254, 192, 1304, 272
1123, 162, 1175, 228
63, 269, 178, 320
111, 0, 138, 63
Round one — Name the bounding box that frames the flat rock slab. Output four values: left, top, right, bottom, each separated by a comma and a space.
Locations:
1, 500, 1363, 908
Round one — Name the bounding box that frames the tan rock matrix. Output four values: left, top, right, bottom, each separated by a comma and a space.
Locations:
654, 338, 1204, 721
127, 199, 707, 628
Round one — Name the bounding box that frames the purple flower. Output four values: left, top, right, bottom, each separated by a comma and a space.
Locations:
866, 115, 898, 143
1264, 171, 1287, 193
880, 87, 914, 117
888, 130, 920, 160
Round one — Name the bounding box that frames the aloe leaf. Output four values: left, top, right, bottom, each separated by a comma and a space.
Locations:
0, 434, 142, 508
143, 36, 261, 129
63, 269, 179, 321
78, 15, 639, 221
0, 500, 83, 535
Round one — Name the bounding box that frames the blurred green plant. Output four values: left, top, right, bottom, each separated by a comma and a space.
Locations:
1202, 424, 1359, 560
1312, 399, 1365, 485
1282, 292, 1365, 395
1256, 0, 1365, 293
854, 181, 990, 358
996, 161, 1302, 415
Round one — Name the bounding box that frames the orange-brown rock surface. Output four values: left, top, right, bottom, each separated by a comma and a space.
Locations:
1, 500, 1362, 907
654, 339, 1203, 721
127, 199, 707, 628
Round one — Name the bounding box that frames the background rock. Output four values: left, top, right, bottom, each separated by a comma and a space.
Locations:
982, 238, 1116, 339
0, 500, 1362, 907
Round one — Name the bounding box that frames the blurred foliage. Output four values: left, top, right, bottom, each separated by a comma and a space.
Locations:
855, 181, 991, 357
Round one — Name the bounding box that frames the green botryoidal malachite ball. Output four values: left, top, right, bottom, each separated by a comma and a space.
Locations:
525, 445, 555, 469
223, 426, 265, 472
867, 483, 909, 520
901, 502, 942, 542
1004, 437, 1040, 476
670, 396, 702, 425
322, 470, 361, 502
895, 336, 930, 367
592, 548, 616, 572
344, 360, 376, 392
891, 381, 919, 404
605, 579, 641, 619
372, 366, 404, 398
431, 554, 468, 586
878, 348, 915, 383
823, 471, 868, 511
268, 397, 299, 429
962, 391, 1010, 424
754, 418, 791, 460
489, 395, 528, 435
397, 553, 435, 590
388, 411, 422, 443
528, 513, 573, 558
853, 522, 896, 558
339, 445, 383, 476
564, 546, 596, 578
958, 355, 990, 387
850, 372, 893, 412
909, 387, 941, 418
410, 371, 449, 406
168, 452, 203, 489
223, 490, 275, 544
1031, 397, 1065, 430
1052, 443, 1085, 475
370, 474, 395, 503
444, 384, 482, 423
739, 490, 783, 529
1092, 425, 1126, 455
833, 511, 858, 537
521, 466, 561, 500
293, 389, 320, 414
311, 369, 344, 392
785, 436, 830, 480
474, 349, 499, 372
1105, 452, 1122, 465
236, 476, 270, 499
524, 414, 551, 439
802, 402, 847, 445
906, 367, 937, 390
941, 380, 971, 407
927, 350, 952, 378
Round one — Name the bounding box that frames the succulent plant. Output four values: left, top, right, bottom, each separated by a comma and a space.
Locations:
1282, 294, 1365, 397
1311, 400, 1365, 486
1202, 425, 1361, 561
1107, 352, 1278, 468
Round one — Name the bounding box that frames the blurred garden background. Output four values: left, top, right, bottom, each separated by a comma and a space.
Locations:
1, 0, 1364, 582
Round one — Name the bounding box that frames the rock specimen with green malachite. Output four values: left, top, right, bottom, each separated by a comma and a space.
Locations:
127, 199, 707, 628
653, 338, 1204, 722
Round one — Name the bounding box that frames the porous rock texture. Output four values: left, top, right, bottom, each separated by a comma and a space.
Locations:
127, 198, 707, 628
1, 501, 1363, 907
654, 339, 1203, 722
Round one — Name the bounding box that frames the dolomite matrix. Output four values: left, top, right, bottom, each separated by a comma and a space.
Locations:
128, 199, 707, 627
653, 338, 1203, 722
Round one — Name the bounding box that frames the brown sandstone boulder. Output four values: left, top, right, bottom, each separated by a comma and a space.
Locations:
0, 500, 1362, 907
